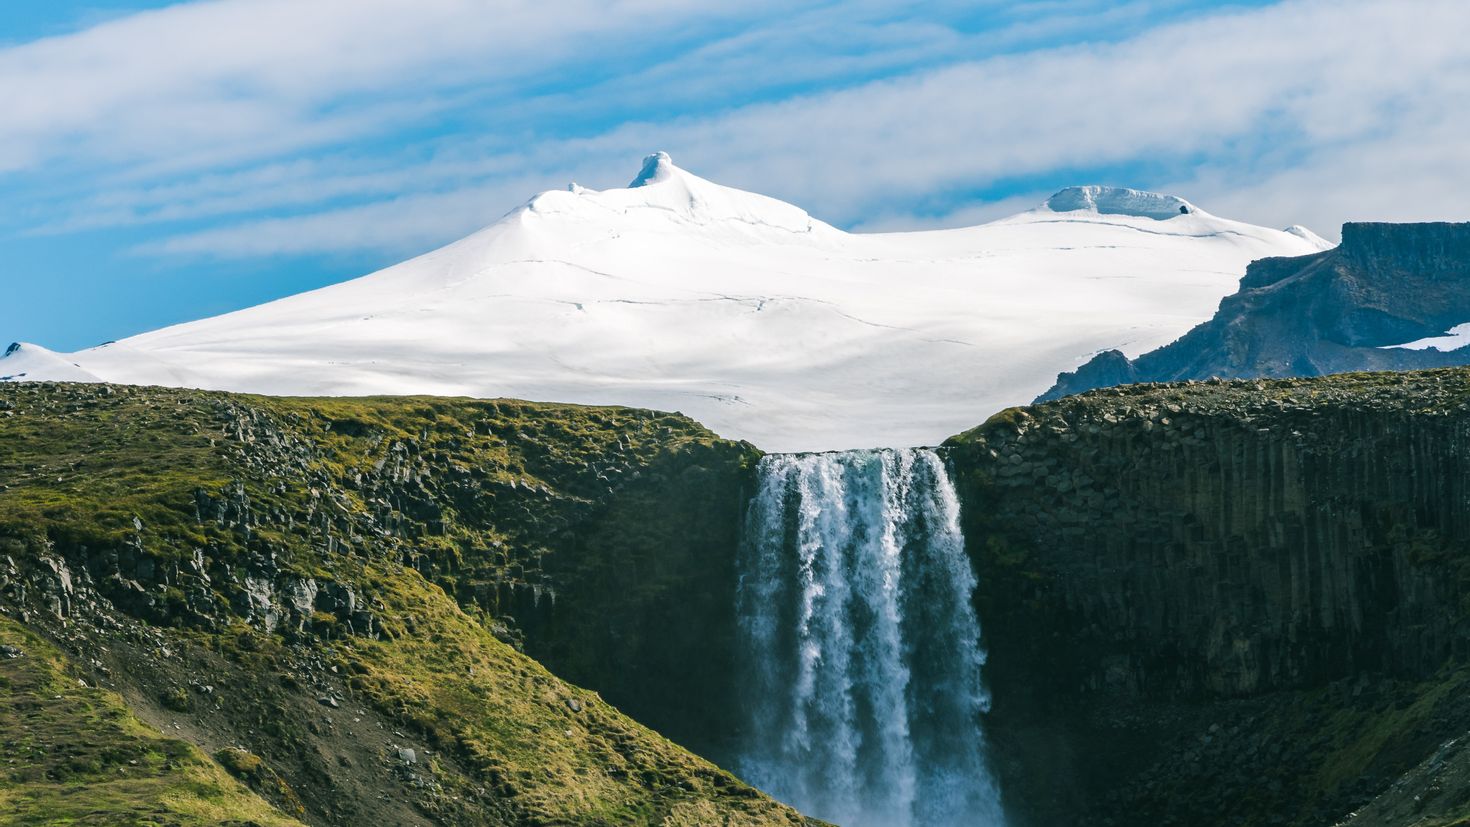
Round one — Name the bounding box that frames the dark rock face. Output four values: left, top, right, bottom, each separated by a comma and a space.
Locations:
513, 441, 758, 757
1041, 223, 1470, 401
949, 371, 1470, 826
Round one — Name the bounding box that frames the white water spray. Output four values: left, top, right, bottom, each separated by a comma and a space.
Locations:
736, 448, 1005, 827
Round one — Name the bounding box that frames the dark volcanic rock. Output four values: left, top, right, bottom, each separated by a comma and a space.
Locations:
1041, 222, 1470, 401
951, 370, 1470, 827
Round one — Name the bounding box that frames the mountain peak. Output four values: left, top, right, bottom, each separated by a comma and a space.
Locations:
5, 156, 1329, 452
527, 150, 823, 237
1044, 185, 1201, 220
629, 151, 677, 188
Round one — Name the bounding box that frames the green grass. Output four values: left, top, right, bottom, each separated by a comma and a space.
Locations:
0, 617, 304, 827
1311, 672, 1468, 798
337, 566, 807, 826
0, 384, 736, 586
0, 383, 806, 826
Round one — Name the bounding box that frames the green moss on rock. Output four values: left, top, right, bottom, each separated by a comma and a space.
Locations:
0, 382, 805, 827
0, 617, 306, 826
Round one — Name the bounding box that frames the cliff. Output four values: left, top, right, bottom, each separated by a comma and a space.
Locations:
15, 369, 1470, 826
1041, 222, 1470, 401
0, 382, 806, 826
948, 369, 1470, 826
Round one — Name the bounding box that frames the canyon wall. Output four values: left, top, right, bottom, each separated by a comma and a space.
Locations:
949, 370, 1470, 826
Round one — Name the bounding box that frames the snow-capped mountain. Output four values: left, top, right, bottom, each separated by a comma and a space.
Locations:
1, 153, 1330, 451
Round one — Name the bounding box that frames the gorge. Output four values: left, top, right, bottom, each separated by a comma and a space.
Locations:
735, 449, 1003, 827
7, 369, 1470, 825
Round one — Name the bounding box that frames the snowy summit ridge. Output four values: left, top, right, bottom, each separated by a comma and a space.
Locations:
2, 153, 1332, 452
525, 151, 819, 236
629, 150, 676, 187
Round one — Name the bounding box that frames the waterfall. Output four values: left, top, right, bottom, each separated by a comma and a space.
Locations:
735, 448, 1005, 827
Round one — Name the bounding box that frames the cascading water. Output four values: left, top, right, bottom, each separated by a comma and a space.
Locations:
735, 448, 1005, 827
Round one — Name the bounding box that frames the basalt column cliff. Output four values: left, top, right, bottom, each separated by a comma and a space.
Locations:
948, 370, 1470, 827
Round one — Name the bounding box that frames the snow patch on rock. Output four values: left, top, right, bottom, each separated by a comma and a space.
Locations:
1045, 185, 1200, 220
1379, 323, 1470, 352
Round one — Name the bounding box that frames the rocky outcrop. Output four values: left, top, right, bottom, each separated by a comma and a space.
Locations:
0, 383, 760, 750
0, 382, 802, 827
950, 370, 1470, 826
1041, 222, 1470, 401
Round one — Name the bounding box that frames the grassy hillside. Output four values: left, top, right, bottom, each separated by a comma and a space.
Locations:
0, 382, 808, 826
0, 616, 307, 827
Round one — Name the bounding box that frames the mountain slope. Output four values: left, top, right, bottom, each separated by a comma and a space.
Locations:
0, 617, 308, 827
0, 154, 1327, 452
1040, 222, 1470, 400
0, 382, 813, 827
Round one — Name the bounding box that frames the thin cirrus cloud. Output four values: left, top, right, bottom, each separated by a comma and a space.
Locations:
4, 0, 1469, 265
134, 0, 1470, 260
140, 176, 553, 258
0, 0, 770, 174
628, 0, 1470, 234
7, 1, 1161, 239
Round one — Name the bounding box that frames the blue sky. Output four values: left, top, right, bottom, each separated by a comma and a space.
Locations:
3, 0, 1468, 352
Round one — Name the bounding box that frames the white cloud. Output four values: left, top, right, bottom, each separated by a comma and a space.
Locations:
133, 179, 539, 258
631, 0, 1470, 233
1179, 102, 1470, 241
0, 0, 766, 174
848, 192, 1053, 234
31, 150, 532, 235
9, 0, 1470, 259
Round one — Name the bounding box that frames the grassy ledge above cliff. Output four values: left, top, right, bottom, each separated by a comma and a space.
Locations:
0, 383, 806, 826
